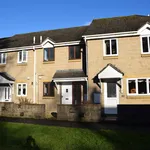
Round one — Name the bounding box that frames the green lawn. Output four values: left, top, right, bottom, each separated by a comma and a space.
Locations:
0, 122, 150, 150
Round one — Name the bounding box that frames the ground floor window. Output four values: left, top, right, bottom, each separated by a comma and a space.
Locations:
127, 78, 150, 95
43, 82, 55, 97
0, 86, 11, 101
17, 83, 27, 96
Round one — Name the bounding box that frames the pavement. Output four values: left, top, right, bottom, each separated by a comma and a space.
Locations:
0, 117, 150, 132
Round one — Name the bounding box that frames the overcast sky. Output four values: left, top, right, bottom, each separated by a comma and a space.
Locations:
0, 0, 150, 38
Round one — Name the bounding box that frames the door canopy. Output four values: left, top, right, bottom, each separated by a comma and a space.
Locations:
98, 64, 124, 79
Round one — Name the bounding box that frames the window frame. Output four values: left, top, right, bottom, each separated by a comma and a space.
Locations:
141, 35, 150, 54
43, 82, 55, 97
43, 47, 55, 62
127, 78, 150, 96
68, 45, 81, 60
17, 50, 28, 63
103, 39, 118, 56
0, 53, 7, 64
17, 83, 27, 96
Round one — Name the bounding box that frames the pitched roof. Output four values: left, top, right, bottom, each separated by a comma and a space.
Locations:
1, 15, 150, 50
53, 69, 87, 79
98, 63, 124, 75
84, 15, 150, 35
0, 72, 15, 81
0, 26, 88, 49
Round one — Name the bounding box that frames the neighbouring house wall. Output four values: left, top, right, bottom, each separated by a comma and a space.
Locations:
0, 102, 45, 118
35, 46, 83, 117
0, 45, 84, 117
87, 36, 150, 107
0, 50, 34, 103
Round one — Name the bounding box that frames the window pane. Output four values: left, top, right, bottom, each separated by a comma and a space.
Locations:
8, 88, 10, 99
23, 51, 27, 62
19, 51, 22, 62
43, 83, 49, 96
44, 49, 48, 61
128, 80, 136, 94
105, 40, 110, 55
3, 53, 6, 63
138, 79, 147, 94
142, 37, 149, 52
22, 84, 26, 95
69, 46, 74, 59
49, 48, 54, 61
5, 88, 7, 99
111, 40, 117, 54
107, 83, 116, 97
0, 53, 2, 63
18, 84, 21, 95
75, 46, 81, 59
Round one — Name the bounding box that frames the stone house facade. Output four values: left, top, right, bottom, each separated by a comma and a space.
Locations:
0, 15, 150, 117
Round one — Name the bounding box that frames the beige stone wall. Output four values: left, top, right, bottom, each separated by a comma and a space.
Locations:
0, 46, 82, 118
36, 47, 82, 117
0, 50, 34, 103
87, 36, 150, 106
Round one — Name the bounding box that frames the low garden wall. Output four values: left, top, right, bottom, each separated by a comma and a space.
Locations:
0, 102, 45, 119
57, 104, 101, 122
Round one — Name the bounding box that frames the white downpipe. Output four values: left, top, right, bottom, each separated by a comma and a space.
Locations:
84, 37, 88, 101
33, 46, 36, 103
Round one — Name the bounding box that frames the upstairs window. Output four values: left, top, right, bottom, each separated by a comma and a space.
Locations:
142, 36, 150, 53
44, 48, 55, 61
69, 46, 81, 60
43, 82, 55, 97
18, 50, 27, 63
0, 53, 7, 64
104, 39, 118, 56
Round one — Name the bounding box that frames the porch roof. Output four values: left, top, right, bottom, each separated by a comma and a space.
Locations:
53, 69, 87, 82
0, 72, 15, 84
98, 64, 124, 79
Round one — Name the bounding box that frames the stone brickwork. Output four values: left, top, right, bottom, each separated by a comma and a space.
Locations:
57, 104, 101, 122
0, 102, 45, 119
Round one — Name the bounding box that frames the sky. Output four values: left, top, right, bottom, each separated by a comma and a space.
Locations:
0, 0, 150, 38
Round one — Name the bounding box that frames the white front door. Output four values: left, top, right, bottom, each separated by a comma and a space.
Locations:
61, 83, 72, 104
104, 82, 119, 114
0, 87, 11, 102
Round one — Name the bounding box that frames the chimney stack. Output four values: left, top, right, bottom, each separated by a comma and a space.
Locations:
33, 36, 36, 44
40, 36, 43, 43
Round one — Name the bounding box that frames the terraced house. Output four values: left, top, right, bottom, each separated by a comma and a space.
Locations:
0, 15, 150, 119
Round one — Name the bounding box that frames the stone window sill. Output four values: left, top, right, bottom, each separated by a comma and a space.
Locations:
43, 96, 55, 99
126, 95, 150, 99
17, 63, 27, 66
0, 64, 6, 67
103, 56, 118, 60
141, 54, 150, 57
68, 59, 81, 62
43, 61, 55, 64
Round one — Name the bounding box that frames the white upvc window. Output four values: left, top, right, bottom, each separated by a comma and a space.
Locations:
17, 83, 27, 96
127, 78, 150, 96
0, 53, 7, 64
141, 36, 150, 54
103, 39, 118, 56
18, 50, 28, 63
0, 87, 11, 102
